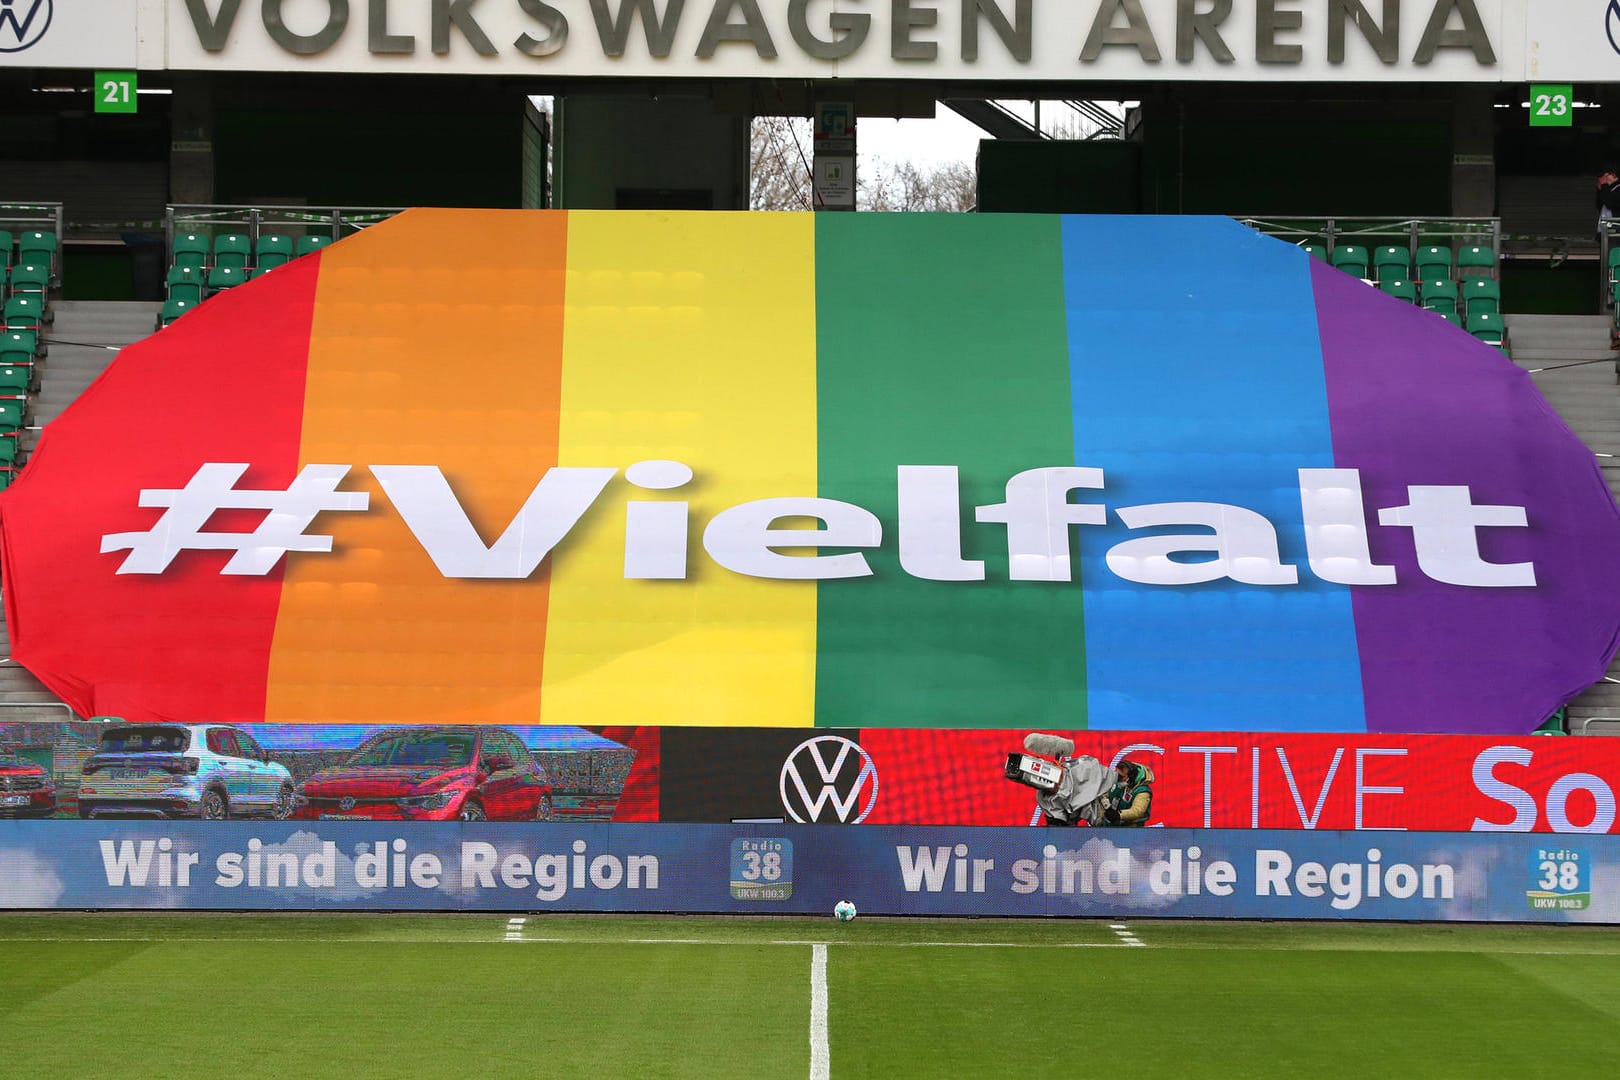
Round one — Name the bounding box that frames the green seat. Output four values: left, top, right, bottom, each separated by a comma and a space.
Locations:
1462, 278, 1502, 317
7, 261, 48, 301
1421, 279, 1459, 315
1379, 278, 1417, 303
295, 235, 333, 257
1609, 247, 1620, 285
1457, 244, 1496, 278
0, 364, 31, 393
166, 265, 205, 305
172, 232, 210, 271
206, 265, 248, 294
1415, 245, 1453, 282
158, 297, 194, 327
1299, 242, 1328, 261
1467, 311, 1504, 345
1434, 310, 1464, 328
0, 230, 13, 269
1373, 246, 1410, 284
256, 234, 293, 272
0, 399, 25, 432
0, 329, 37, 361
0, 439, 15, 466
17, 230, 56, 268
214, 233, 252, 271
1331, 245, 1370, 279
4, 295, 42, 334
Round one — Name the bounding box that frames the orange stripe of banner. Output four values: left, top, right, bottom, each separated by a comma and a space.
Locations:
265, 209, 568, 723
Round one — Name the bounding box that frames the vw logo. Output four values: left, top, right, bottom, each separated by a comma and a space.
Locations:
779, 736, 879, 824
338, 796, 356, 812
0, 0, 52, 54
1609, 0, 1620, 57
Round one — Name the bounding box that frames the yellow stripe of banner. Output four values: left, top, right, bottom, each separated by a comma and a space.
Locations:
542, 212, 818, 727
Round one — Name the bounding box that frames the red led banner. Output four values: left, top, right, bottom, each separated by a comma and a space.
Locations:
852, 730, 1618, 833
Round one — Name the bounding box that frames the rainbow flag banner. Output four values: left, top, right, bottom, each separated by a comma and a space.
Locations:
2, 210, 1617, 734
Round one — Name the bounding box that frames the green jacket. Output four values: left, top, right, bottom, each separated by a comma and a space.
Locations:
1106, 761, 1154, 826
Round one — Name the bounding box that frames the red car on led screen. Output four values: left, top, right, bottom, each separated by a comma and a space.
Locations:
294, 726, 552, 822
0, 752, 54, 817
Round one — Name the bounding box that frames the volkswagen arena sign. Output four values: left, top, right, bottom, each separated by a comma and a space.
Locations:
1, 210, 1617, 734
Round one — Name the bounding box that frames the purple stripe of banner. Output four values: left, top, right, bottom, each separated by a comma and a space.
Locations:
1312, 262, 1620, 734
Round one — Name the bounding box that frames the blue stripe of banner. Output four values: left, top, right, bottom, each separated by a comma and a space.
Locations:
1061, 217, 1365, 732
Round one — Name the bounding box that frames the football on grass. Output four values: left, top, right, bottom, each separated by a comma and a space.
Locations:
834, 900, 857, 922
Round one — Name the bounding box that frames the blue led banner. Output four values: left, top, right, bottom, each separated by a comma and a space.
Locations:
0, 822, 1616, 923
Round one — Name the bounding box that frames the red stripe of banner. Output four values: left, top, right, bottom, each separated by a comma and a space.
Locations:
0, 257, 321, 720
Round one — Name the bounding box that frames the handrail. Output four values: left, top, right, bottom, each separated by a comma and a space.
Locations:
0, 701, 76, 720
1238, 216, 1501, 260
163, 204, 405, 258
1581, 717, 1620, 735
0, 202, 65, 246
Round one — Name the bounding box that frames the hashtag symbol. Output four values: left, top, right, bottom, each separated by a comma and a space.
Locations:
100, 463, 370, 575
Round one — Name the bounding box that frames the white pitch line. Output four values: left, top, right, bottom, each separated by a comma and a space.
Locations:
809, 943, 829, 1080
10, 935, 1135, 949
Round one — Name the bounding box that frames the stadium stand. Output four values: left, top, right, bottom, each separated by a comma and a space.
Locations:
1463, 278, 1503, 318
1468, 311, 1506, 346
256, 234, 294, 272
213, 232, 252, 270
1457, 244, 1497, 279
1422, 279, 1459, 316
1331, 244, 1370, 279
165, 265, 204, 304
172, 232, 209, 271
1415, 245, 1453, 281
1380, 279, 1417, 304
157, 297, 194, 329
1373, 246, 1410, 284
206, 265, 248, 295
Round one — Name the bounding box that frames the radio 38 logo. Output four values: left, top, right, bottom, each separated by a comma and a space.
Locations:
1528, 847, 1590, 911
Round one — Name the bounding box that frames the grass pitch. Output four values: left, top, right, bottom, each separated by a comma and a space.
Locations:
1, 914, 1617, 1078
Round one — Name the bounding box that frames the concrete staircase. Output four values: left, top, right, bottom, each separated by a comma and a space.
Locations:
1505, 314, 1620, 734
1, 302, 158, 720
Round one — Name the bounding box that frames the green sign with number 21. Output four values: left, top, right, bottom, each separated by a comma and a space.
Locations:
95, 72, 137, 115
1529, 84, 1572, 128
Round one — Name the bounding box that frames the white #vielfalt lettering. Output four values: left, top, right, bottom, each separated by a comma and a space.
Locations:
100, 462, 1537, 588
99, 463, 368, 574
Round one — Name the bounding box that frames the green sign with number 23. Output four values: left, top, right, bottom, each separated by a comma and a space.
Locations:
1529, 84, 1572, 128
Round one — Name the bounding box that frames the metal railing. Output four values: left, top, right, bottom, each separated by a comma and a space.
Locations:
1580, 716, 1620, 736
163, 204, 404, 258
0, 701, 76, 721
1238, 216, 1501, 263
0, 202, 64, 244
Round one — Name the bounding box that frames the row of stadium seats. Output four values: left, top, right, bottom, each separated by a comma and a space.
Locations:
1302, 241, 1507, 350
1301, 242, 1497, 284
0, 231, 56, 488
159, 232, 333, 329
171, 231, 330, 273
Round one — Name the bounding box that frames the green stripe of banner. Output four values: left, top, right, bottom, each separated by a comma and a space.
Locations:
813, 214, 1086, 729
